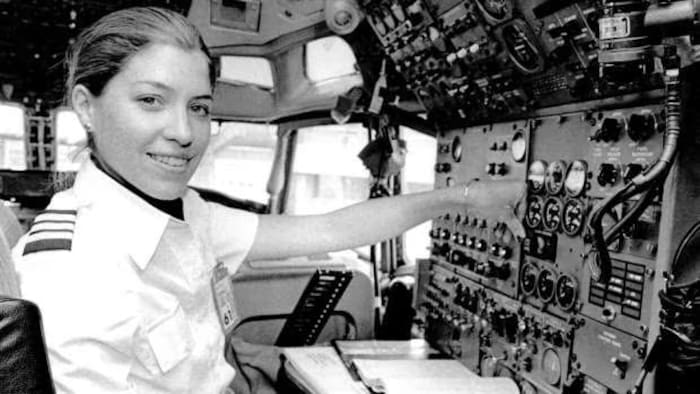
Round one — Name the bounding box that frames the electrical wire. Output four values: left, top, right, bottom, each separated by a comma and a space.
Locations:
586, 58, 681, 283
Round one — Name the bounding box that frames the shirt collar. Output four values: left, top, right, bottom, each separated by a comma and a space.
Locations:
72, 159, 184, 270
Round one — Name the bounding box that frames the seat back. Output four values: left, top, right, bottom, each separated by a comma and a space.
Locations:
0, 298, 55, 393
0, 202, 55, 393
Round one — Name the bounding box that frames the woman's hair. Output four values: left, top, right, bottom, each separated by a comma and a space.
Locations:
65, 6, 215, 104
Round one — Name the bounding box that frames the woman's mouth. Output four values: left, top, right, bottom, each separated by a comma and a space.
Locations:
147, 153, 190, 168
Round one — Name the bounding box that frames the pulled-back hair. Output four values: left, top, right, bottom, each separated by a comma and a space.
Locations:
65, 6, 215, 104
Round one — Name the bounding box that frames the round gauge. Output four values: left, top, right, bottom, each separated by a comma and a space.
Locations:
480, 356, 498, 377
525, 196, 544, 228
541, 348, 562, 386
565, 160, 588, 197
555, 274, 578, 311
452, 136, 463, 162
528, 160, 547, 192
542, 197, 563, 232
520, 381, 538, 394
520, 263, 539, 295
562, 199, 586, 236
511, 130, 527, 162
537, 269, 556, 302
545, 161, 567, 195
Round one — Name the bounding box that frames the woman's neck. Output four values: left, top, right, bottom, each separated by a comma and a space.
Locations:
90, 154, 184, 220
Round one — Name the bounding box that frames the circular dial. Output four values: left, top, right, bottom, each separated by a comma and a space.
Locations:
537, 269, 556, 302
555, 274, 578, 311
452, 136, 463, 162
543, 197, 563, 232
542, 348, 562, 386
528, 160, 547, 192
562, 199, 586, 236
520, 263, 539, 295
525, 196, 544, 228
511, 130, 527, 162
545, 161, 567, 195
565, 160, 588, 197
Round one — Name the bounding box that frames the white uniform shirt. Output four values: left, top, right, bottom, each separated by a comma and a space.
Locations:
13, 160, 259, 393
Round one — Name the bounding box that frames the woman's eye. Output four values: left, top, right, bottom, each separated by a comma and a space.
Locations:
138, 96, 162, 107
191, 103, 211, 117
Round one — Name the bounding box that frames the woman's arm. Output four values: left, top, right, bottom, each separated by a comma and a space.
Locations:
246, 180, 524, 261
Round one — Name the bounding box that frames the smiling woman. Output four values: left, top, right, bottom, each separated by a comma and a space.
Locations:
71, 43, 213, 200
11, 5, 524, 394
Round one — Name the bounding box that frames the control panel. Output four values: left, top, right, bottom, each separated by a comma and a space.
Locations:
417, 102, 667, 394
355, 2, 700, 393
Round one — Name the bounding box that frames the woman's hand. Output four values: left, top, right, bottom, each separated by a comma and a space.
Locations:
463, 179, 526, 239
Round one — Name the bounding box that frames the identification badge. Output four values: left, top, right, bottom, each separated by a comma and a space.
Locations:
211, 262, 238, 335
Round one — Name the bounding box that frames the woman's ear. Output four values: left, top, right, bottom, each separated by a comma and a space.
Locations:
71, 84, 95, 130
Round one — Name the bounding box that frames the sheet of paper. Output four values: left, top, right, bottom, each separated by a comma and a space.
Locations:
283, 346, 368, 394
352, 359, 518, 394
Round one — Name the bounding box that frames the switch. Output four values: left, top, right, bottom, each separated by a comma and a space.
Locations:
592, 117, 625, 142
628, 112, 656, 142
611, 357, 628, 379
486, 163, 497, 175
496, 163, 508, 176
498, 246, 511, 259
597, 163, 620, 186
441, 229, 451, 240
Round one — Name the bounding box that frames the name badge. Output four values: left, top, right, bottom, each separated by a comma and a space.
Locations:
211, 262, 237, 335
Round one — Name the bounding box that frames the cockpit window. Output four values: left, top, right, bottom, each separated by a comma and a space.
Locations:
190, 121, 277, 204
305, 36, 358, 82
218, 56, 274, 89
0, 103, 26, 169
54, 109, 87, 171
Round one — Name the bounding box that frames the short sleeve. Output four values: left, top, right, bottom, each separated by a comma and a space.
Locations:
207, 203, 259, 273
14, 247, 138, 393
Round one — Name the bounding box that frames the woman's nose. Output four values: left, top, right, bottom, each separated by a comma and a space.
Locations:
164, 108, 194, 146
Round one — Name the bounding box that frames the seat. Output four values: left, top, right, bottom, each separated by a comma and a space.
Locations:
0, 202, 55, 393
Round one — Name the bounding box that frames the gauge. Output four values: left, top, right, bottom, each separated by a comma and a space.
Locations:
511, 130, 527, 162
452, 136, 462, 162
555, 274, 578, 311
520, 263, 539, 295
545, 160, 567, 195
520, 381, 537, 394
565, 160, 588, 197
542, 348, 562, 386
475, 0, 512, 24
537, 268, 556, 302
543, 197, 563, 232
525, 196, 544, 228
562, 199, 586, 236
528, 160, 547, 192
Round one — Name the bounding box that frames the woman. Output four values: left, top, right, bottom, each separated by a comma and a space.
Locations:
13, 6, 523, 393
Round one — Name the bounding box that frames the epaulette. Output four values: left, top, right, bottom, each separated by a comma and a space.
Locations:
22, 209, 77, 256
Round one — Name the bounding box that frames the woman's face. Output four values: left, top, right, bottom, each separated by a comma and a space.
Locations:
78, 43, 212, 199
